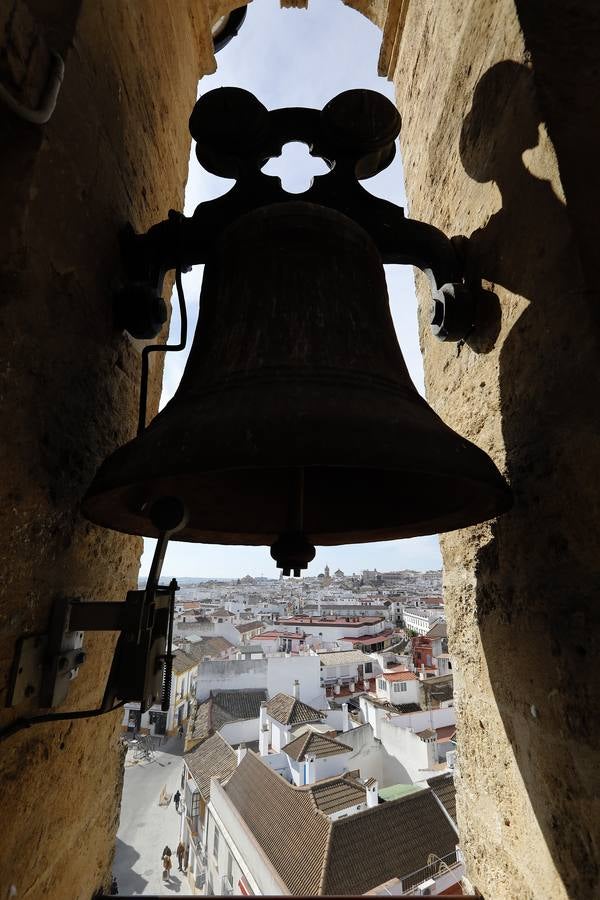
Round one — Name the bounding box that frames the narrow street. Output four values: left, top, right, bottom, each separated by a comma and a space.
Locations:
113, 736, 188, 895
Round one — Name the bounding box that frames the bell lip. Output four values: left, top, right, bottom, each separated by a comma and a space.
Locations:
81, 464, 512, 545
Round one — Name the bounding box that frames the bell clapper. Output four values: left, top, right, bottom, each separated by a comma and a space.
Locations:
270, 468, 316, 577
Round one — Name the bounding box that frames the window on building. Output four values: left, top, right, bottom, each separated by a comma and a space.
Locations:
393, 682, 408, 693
213, 827, 220, 860
364, 662, 373, 673
227, 850, 233, 881
377, 678, 386, 691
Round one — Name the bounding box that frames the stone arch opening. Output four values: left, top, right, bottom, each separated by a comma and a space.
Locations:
2, 3, 597, 899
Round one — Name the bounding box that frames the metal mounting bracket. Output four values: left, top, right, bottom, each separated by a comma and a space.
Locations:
6, 498, 187, 715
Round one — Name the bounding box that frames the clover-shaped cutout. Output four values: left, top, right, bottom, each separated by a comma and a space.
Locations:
262, 142, 330, 193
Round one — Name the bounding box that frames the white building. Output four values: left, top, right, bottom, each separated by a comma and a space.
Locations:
247, 628, 307, 655
316, 648, 380, 690
185, 688, 268, 753
233, 620, 264, 643
122, 648, 198, 737
403, 608, 445, 635
280, 729, 354, 786
181, 732, 238, 893
275, 614, 393, 651
260, 685, 326, 753
195, 654, 324, 709
375, 670, 421, 706
358, 694, 457, 782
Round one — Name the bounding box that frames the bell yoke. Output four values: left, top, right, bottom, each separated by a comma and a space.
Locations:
84, 87, 511, 576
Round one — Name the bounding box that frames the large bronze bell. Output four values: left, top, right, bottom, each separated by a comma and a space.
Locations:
83, 201, 511, 571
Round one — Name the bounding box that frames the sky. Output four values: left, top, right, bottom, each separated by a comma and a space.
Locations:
140, 0, 442, 578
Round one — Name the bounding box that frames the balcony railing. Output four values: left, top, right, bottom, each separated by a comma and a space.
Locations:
400, 850, 459, 893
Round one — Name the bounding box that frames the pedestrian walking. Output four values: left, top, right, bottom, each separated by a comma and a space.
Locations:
178, 724, 184, 740
161, 845, 172, 860
173, 789, 181, 812
162, 851, 172, 882
176, 841, 185, 871
110, 875, 119, 895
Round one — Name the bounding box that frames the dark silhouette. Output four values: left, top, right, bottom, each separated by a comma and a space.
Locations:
162, 850, 172, 882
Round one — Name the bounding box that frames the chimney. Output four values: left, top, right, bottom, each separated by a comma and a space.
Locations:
259, 701, 268, 729
293, 679, 300, 699
366, 779, 379, 807
304, 753, 316, 785
342, 702, 350, 733
259, 724, 269, 756
237, 742, 247, 765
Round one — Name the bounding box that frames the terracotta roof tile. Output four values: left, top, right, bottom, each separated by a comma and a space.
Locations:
322, 790, 458, 895
382, 671, 418, 682
416, 728, 436, 740
266, 692, 325, 725
283, 731, 352, 762
310, 778, 367, 815
210, 607, 233, 617
427, 773, 457, 825
236, 620, 264, 633
185, 698, 212, 749
171, 649, 199, 674
185, 636, 234, 660
210, 689, 267, 727
338, 628, 395, 644
224, 752, 329, 895
185, 690, 267, 751
434, 725, 456, 742
426, 621, 448, 639
184, 732, 236, 801
224, 753, 459, 895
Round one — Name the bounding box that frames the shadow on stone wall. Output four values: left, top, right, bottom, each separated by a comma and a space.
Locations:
459, 60, 599, 897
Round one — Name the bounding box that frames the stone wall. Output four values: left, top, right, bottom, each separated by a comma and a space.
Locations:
0, 2, 215, 897
389, 1, 600, 898
2, 0, 599, 897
